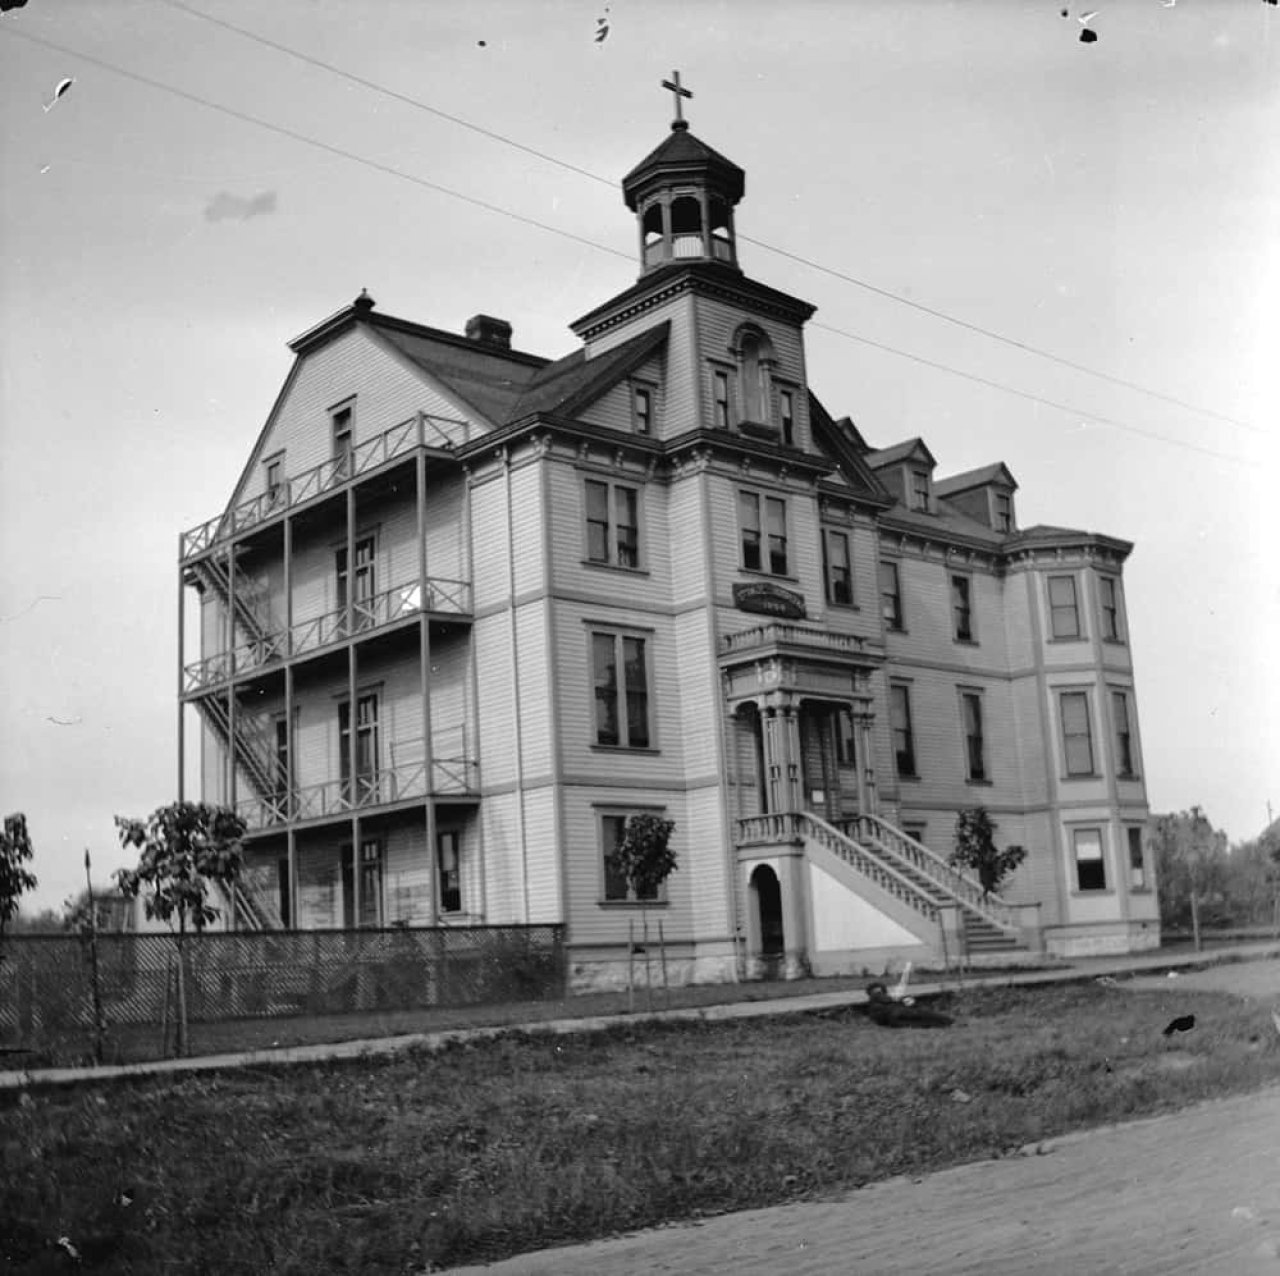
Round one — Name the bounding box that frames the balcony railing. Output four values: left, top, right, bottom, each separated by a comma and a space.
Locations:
721, 623, 869, 658
235, 747, 480, 832
183, 577, 472, 693
180, 411, 473, 561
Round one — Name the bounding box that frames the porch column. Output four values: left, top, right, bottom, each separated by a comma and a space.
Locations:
781, 701, 803, 812
762, 706, 784, 813
857, 713, 878, 816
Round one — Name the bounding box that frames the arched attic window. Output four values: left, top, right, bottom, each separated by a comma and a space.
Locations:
641, 202, 665, 268
732, 326, 776, 428
670, 195, 704, 259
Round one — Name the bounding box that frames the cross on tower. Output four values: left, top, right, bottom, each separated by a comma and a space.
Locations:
661, 71, 693, 125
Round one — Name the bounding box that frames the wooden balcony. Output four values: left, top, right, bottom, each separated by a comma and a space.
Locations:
721, 622, 871, 662
180, 411, 473, 562
236, 747, 480, 833
182, 577, 472, 695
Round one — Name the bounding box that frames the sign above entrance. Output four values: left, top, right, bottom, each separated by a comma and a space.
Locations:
733, 581, 806, 620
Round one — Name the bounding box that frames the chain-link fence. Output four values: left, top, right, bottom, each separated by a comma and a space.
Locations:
0, 925, 565, 1064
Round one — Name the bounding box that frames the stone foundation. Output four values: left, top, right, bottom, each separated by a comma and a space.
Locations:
1046, 920, 1162, 958
569, 950, 739, 994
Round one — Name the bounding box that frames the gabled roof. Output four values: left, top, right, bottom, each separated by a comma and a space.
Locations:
864, 437, 937, 470
934, 462, 1018, 497
507, 323, 670, 422
809, 394, 894, 506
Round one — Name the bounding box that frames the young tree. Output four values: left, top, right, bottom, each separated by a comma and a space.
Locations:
113, 802, 247, 1055
1, 813, 38, 944
608, 814, 677, 1006
1150, 807, 1228, 950
949, 807, 1026, 901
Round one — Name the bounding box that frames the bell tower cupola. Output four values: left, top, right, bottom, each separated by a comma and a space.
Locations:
622, 72, 746, 276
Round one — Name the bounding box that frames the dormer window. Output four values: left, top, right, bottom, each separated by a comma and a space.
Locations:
910, 469, 930, 512
780, 390, 795, 446
994, 491, 1013, 532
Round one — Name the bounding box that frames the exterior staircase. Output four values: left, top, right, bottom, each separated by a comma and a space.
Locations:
740, 811, 1041, 965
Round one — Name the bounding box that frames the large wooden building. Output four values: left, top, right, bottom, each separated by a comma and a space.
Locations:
179, 101, 1158, 985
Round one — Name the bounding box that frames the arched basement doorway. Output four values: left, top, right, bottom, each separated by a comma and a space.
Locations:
749, 864, 785, 965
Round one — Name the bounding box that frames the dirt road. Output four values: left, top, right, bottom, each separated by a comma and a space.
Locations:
450, 960, 1280, 1275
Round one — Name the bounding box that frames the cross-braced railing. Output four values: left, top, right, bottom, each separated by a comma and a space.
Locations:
183, 577, 473, 692
180, 411, 474, 560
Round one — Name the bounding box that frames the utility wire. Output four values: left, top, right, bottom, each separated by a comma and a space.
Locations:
2, 26, 1250, 466
811, 323, 1247, 465
4, 28, 634, 266
155, 0, 1263, 438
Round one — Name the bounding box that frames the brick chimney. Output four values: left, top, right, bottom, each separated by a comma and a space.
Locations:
465, 314, 513, 350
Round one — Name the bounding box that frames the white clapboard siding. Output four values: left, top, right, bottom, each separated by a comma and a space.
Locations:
510, 459, 546, 596
521, 786, 562, 923
473, 616, 517, 785
467, 473, 511, 611
665, 472, 707, 605
231, 326, 475, 509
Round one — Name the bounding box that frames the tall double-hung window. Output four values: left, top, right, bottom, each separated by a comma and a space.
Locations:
585, 480, 639, 569
592, 632, 650, 749
739, 492, 788, 575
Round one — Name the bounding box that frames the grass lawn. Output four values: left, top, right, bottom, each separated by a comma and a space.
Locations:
4, 982, 1279, 1273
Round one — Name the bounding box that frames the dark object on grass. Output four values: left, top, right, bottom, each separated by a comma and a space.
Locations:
1080, 28, 1098, 42
864, 982, 954, 1029
1162, 1015, 1195, 1037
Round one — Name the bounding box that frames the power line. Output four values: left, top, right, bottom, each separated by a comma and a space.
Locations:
1, 26, 1250, 466
154, 0, 1263, 438
811, 321, 1247, 465
3, 27, 634, 266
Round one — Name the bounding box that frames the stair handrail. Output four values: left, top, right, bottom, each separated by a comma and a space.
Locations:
852, 813, 1022, 931
797, 812, 940, 922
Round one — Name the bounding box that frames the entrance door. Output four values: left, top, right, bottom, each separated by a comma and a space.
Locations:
750, 864, 785, 957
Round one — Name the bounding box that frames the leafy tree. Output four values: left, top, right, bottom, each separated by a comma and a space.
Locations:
608, 814, 677, 1007
113, 802, 247, 1055
1149, 807, 1227, 950
0, 813, 38, 943
949, 807, 1026, 901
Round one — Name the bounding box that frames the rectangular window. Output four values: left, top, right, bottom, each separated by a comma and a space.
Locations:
1048, 575, 1081, 639
891, 684, 917, 778
951, 574, 973, 641
835, 706, 857, 767
1127, 827, 1147, 891
994, 492, 1012, 532
331, 405, 353, 478
585, 480, 640, 568
272, 717, 290, 803
739, 492, 787, 575
879, 561, 903, 629
823, 529, 853, 605
633, 385, 653, 435
1060, 691, 1095, 776
780, 390, 795, 446
592, 632, 650, 748
1112, 690, 1136, 778
339, 693, 380, 802
601, 813, 662, 903
336, 535, 377, 630
910, 469, 930, 512
903, 824, 927, 848
961, 691, 986, 781
264, 457, 284, 508
437, 830, 462, 913
1099, 576, 1124, 641
1073, 828, 1107, 892
713, 370, 730, 429
340, 837, 383, 927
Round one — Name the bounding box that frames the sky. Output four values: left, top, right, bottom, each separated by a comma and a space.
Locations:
1, 0, 1277, 913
